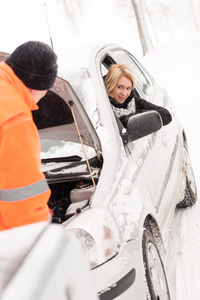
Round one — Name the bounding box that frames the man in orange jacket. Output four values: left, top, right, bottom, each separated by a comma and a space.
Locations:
0, 41, 58, 230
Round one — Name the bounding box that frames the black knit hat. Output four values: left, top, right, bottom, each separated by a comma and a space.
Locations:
5, 41, 58, 90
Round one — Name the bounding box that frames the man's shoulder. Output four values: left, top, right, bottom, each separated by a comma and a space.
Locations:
0, 82, 31, 127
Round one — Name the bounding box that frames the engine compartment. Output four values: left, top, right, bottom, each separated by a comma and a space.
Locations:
48, 180, 96, 223
44, 155, 102, 223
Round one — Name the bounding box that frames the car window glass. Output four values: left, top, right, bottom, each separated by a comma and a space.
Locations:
101, 64, 108, 77
101, 54, 116, 76
112, 49, 153, 100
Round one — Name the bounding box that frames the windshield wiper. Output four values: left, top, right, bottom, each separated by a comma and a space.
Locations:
42, 155, 82, 163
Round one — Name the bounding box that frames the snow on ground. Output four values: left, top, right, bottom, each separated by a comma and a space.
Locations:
142, 34, 200, 300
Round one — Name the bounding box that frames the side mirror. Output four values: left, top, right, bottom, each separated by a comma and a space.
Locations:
127, 111, 163, 141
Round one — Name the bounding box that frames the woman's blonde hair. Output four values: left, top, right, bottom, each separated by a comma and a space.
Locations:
104, 64, 135, 97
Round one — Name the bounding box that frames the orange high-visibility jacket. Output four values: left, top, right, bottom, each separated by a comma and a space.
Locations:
0, 62, 51, 230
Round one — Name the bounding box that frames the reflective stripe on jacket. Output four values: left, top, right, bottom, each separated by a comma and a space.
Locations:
0, 62, 51, 230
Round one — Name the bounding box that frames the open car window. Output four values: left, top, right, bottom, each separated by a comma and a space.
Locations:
112, 49, 154, 100
101, 54, 141, 98
100, 55, 148, 148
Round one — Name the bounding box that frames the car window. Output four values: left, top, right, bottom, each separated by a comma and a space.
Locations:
100, 54, 152, 149
101, 54, 116, 76
100, 57, 131, 146
101, 64, 108, 77
112, 49, 154, 100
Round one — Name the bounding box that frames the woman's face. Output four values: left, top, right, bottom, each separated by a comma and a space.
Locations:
111, 76, 132, 104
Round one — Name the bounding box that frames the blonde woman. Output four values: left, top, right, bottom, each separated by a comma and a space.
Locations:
105, 64, 172, 128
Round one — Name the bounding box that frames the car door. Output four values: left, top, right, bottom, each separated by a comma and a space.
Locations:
111, 48, 179, 211
92, 45, 178, 212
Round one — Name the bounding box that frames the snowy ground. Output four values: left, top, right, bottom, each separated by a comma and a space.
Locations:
142, 34, 200, 300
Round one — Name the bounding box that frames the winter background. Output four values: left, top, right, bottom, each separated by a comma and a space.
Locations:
1, 0, 200, 299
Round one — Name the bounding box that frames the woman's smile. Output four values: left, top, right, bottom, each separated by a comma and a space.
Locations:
111, 76, 133, 104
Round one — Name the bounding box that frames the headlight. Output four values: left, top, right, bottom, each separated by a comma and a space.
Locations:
63, 207, 119, 269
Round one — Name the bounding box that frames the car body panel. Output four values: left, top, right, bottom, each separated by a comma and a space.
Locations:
92, 240, 147, 299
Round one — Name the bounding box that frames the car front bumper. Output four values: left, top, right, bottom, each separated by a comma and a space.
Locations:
91, 239, 147, 299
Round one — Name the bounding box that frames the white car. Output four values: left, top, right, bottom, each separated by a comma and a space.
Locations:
1, 44, 197, 299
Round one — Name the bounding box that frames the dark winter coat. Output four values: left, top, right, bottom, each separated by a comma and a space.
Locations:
110, 90, 172, 128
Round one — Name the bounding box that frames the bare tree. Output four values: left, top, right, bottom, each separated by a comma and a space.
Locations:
130, 0, 154, 55
142, 0, 174, 44
188, 0, 200, 31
